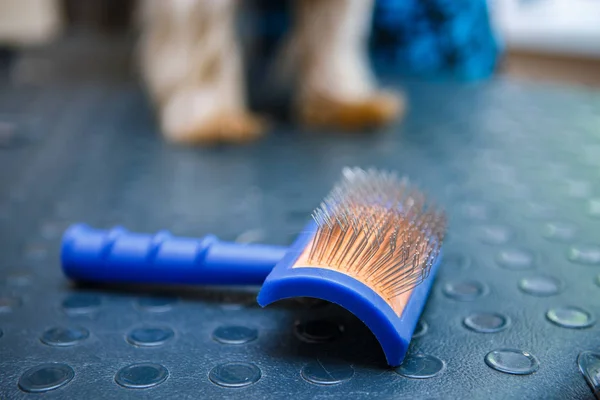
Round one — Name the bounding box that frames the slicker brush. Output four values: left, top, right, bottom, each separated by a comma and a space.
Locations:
257, 167, 447, 365
60, 167, 447, 366
299, 167, 444, 313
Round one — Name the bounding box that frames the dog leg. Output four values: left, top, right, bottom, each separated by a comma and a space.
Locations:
137, 0, 265, 145
0, 0, 64, 46
288, 0, 405, 131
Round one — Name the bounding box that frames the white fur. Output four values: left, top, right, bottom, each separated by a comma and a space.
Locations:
0, 0, 396, 141
0, 0, 64, 46
137, 0, 249, 140
287, 0, 378, 101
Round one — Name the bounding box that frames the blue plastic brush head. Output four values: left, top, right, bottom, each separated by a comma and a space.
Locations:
257, 167, 447, 367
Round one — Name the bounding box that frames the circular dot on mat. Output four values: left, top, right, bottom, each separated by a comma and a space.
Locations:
442, 280, 487, 301
0, 296, 22, 312
2, 272, 32, 287
208, 362, 261, 388
135, 296, 177, 312
294, 320, 343, 343
0, 121, 18, 148
219, 301, 251, 311
25, 243, 47, 260
546, 306, 595, 329
41, 326, 89, 347
115, 363, 169, 389
505, 183, 532, 199
301, 360, 354, 385
460, 202, 491, 221
441, 253, 471, 271
478, 225, 512, 245
565, 179, 591, 198
577, 351, 600, 392
40, 221, 63, 239
519, 275, 562, 296
217, 292, 256, 310
464, 312, 509, 333
542, 222, 577, 242
234, 229, 265, 244
412, 320, 428, 339
126, 327, 174, 347
524, 202, 556, 219
495, 249, 535, 270
61, 294, 101, 314
212, 326, 258, 345
18, 363, 75, 393
485, 349, 539, 375
394, 354, 445, 379
568, 245, 600, 266
588, 199, 600, 218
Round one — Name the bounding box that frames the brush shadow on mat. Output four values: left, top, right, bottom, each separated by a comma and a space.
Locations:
260, 300, 391, 369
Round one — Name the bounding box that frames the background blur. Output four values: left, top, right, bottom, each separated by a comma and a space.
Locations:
1, 2, 599, 398
0, 0, 598, 89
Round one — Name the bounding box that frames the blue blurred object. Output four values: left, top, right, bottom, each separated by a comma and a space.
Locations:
252, 0, 501, 81
372, 0, 501, 80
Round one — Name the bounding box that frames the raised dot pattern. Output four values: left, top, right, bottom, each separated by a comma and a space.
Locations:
568, 245, 600, 266
213, 325, 257, 345
443, 280, 487, 301
546, 306, 595, 329
41, 327, 89, 347
464, 312, 509, 333
18, 363, 75, 393
127, 327, 174, 347
485, 349, 539, 375
496, 249, 535, 270
301, 361, 354, 385
519, 276, 562, 296
395, 354, 445, 379
209, 362, 261, 388
11, 203, 594, 393
62, 294, 101, 314
8, 69, 600, 399
135, 296, 178, 312
478, 225, 512, 245
543, 222, 577, 242
0, 296, 22, 312
115, 363, 169, 389
577, 351, 600, 395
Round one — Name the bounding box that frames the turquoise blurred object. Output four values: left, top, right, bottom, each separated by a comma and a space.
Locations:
252, 0, 501, 81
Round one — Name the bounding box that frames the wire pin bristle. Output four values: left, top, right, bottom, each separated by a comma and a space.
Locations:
296, 167, 447, 314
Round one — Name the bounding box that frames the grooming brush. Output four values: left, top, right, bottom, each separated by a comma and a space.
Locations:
61, 167, 447, 366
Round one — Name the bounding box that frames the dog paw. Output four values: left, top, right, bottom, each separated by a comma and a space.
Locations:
159, 91, 267, 145
298, 91, 406, 131
166, 113, 266, 146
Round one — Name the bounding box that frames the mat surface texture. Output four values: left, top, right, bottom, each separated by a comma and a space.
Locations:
0, 50, 599, 399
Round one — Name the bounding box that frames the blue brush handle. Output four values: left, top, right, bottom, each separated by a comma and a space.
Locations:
61, 224, 288, 285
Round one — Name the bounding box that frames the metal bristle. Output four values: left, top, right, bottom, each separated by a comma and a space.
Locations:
306, 167, 447, 300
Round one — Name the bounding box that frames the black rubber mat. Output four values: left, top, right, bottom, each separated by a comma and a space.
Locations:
1, 48, 599, 399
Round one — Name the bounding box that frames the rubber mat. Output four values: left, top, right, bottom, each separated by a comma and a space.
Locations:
1, 72, 599, 399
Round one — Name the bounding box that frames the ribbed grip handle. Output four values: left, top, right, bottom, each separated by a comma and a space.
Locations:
61, 224, 288, 285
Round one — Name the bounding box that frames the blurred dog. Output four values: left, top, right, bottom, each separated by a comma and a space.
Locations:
0, 0, 405, 145
137, 0, 405, 145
